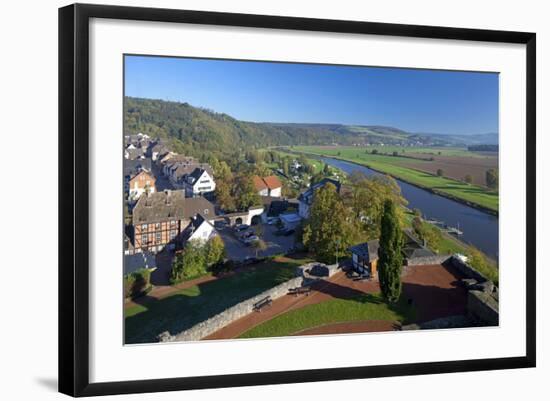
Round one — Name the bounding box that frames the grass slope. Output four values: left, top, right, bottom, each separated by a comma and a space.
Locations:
125, 256, 311, 344
239, 293, 415, 339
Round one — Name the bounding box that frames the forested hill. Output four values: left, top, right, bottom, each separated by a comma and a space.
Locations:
124, 97, 495, 156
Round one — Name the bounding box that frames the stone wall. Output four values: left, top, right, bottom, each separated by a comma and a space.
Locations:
447, 255, 489, 283
468, 290, 499, 326
406, 254, 450, 266
160, 275, 304, 342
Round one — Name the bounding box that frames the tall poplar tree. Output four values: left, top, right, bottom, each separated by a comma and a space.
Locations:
378, 199, 403, 303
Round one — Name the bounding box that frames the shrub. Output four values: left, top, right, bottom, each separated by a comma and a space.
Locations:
124, 268, 152, 299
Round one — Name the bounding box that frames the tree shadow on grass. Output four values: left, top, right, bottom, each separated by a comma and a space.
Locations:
125, 259, 299, 344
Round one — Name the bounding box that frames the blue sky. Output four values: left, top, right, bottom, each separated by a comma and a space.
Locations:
125, 55, 499, 135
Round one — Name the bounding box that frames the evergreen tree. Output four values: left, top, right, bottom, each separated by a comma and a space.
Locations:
378, 200, 403, 303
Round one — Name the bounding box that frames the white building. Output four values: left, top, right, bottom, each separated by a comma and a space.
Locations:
185, 168, 216, 197
252, 175, 283, 198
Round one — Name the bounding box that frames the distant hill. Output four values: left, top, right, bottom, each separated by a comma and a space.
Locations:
124, 97, 498, 156
419, 132, 499, 146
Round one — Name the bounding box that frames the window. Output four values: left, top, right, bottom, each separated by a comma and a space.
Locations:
141, 224, 147, 231
170, 220, 176, 227
155, 232, 161, 242
204, 209, 209, 215
170, 230, 177, 240
155, 223, 160, 230
141, 234, 147, 244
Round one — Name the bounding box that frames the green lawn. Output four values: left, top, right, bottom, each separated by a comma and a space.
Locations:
292, 146, 498, 212
239, 293, 415, 339
125, 255, 312, 344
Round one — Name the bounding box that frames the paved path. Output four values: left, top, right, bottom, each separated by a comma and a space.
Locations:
205, 263, 468, 340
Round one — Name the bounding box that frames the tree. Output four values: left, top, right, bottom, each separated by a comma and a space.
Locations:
323, 163, 331, 176
464, 174, 473, 184
343, 172, 407, 240
215, 180, 236, 212
412, 216, 442, 253
486, 168, 499, 190
170, 240, 207, 284
436, 168, 444, 177
234, 175, 261, 211
204, 235, 225, 267
371, 149, 378, 155
302, 183, 359, 263
378, 200, 403, 303
251, 239, 268, 257
282, 158, 290, 176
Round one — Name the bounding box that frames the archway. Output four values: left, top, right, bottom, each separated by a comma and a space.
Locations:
235, 217, 243, 225
251, 215, 261, 226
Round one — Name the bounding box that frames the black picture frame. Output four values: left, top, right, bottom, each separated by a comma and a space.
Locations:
59, 3, 536, 397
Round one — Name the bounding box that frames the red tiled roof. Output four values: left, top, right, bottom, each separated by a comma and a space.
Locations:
252, 175, 268, 191
263, 175, 282, 190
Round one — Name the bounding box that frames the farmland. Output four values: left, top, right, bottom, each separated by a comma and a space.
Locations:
291, 145, 499, 213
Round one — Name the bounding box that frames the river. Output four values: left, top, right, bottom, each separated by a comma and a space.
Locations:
320, 157, 499, 259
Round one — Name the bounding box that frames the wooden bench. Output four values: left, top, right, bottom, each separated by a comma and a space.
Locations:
288, 286, 312, 297
253, 296, 272, 312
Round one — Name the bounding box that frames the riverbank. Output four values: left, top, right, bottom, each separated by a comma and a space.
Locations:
288, 149, 498, 216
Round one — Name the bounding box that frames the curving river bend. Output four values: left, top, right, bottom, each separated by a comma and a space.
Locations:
320, 157, 499, 260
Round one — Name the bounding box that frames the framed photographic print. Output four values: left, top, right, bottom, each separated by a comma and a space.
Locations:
58, 3, 536, 397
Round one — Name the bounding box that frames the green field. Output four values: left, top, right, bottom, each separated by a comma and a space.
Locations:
239, 293, 415, 339
125, 255, 312, 344
292, 146, 498, 212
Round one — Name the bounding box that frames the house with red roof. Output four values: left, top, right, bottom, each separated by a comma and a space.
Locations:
252, 175, 282, 197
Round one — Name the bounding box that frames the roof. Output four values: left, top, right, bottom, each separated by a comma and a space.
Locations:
180, 214, 216, 243
348, 240, 380, 263
263, 175, 282, 189
124, 158, 152, 178
279, 213, 301, 224
298, 178, 341, 204
132, 190, 216, 224
124, 252, 157, 275
252, 176, 268, 191
129, 169, 155, 184
253, 175, 282, 192
401, 230, 435, 259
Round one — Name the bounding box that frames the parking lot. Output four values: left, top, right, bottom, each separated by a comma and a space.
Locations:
218, 222, 297, 261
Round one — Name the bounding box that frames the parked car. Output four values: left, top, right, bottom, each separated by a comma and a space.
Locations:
234, 224, 249, 232
238, 230, 254, 239
214, 220, 228, 229
275, 228, 295, 236
243, 235, 260, 245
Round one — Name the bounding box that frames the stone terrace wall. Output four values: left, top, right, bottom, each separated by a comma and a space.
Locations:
447, 255, 489, 283
406, 254, 450, 266
160, 276, 304, 343
468, 290, 499, 326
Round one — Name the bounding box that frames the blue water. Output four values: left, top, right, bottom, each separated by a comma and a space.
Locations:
321, 157, 499, 259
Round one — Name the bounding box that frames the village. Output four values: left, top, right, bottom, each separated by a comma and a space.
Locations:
123, 132, 499, 344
